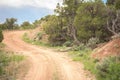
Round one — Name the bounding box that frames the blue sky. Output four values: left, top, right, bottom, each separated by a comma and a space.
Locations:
0, 6, 53, 24
0, 0, 62, 24
0, 0, 106, 24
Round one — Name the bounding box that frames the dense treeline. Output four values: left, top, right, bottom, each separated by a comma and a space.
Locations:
0, 18, 38, 42
0, 18, 19, 30
42, 0, 120, 46
0, 18, 39, 30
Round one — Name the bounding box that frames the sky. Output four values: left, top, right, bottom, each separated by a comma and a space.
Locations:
0, 0, 63, 24
0, 0, 106, 24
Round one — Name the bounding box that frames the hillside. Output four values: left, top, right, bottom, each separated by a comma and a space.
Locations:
27, 26, 48, 43
93, 38, 120, 59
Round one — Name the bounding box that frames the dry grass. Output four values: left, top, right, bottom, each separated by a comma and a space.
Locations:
0, 51, 30, 80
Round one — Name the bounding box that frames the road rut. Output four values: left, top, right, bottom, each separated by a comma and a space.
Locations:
3, 31, 94, 80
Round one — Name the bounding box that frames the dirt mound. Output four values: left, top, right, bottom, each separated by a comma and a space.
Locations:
92, 38, 120, 59
27, 26, 48, 42
28, 26, 43, 39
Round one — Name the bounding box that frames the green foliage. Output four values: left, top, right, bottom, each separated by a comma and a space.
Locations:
87, 37, 99, 49
10, 55, 25, 62
96, 56, 120, 80
22, 33, 33, 43
5, 18, 18, 30
43, 15, 67, 46
63, 41, 72, 47
0, 18, 19, 30
33, 20, 41, 27
0, 28, 3, 42
107, 0, 120, 9
39, 0, 114, 45
20, 21, 34, 29
69, 48, 97, 74
0, 43, 5, 49
22, 33, 50, 47
35, 32, 43, 40
72, 43, 86, 51
106, 0, 116, 5
62, 0, 82, 44
0, 23, 7, 30
74, 0, 110, 42
115, 0, 120, 9
106, 4, 120, 35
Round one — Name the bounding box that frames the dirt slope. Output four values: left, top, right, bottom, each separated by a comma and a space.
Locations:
93, 38, 120, 59
3, 31, 94, 80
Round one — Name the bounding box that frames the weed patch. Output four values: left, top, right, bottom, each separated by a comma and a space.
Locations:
69, 48, 98, 74
0, 50, 25, 80
22, 33, 51, 47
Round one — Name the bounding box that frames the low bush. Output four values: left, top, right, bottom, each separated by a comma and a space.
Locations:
87, 37, 99, 49
23, 33, 50, 47
34, 32, 43, 41
0, 43, 5, 49
96, 56, 120, 80
69, 47, 97, 74
22, 33, 33, 43
72, 43, 86, 51
36, 32, 43, 40
63, 41, 72, 47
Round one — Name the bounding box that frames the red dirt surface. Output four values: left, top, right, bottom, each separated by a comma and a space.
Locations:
93, 38, 120, 59
3, 31, 95, 80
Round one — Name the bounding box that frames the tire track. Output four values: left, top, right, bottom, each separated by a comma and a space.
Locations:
3, 31, 95, 80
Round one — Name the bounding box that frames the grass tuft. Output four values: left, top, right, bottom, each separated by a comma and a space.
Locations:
0, 50, 25, 79
69, 48, 98, 74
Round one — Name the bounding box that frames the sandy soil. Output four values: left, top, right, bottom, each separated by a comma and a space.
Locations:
3, 31, 94, 80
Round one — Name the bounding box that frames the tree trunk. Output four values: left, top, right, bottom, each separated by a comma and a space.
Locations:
69, 18, 80, 45
107, 10, 120, 35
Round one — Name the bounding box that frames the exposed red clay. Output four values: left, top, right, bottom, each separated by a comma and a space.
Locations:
93, 38, 120, 59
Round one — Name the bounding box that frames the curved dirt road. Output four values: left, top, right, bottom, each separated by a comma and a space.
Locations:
3, 31, 94, 80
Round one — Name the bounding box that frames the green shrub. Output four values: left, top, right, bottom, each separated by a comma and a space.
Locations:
34, 32, 43, 41
0, 43, 5, 48
0, 28, 3, 42
48, 35, 66, 46
69, 48, 97, 74
22, 33, 33, 43
96, 56, 120, 80
87, 37, 99, 49
63, 41, 72, 47
36, 32, 43, 40
72, 43, 86, 51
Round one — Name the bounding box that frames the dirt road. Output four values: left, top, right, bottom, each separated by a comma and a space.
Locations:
3, 31, 94, 80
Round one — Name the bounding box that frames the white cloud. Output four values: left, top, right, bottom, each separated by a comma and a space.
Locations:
0, 0, 63, 10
